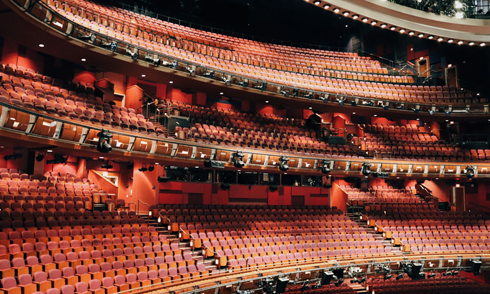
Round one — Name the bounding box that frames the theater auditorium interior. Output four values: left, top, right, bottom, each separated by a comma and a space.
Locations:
0, 0, 490, 293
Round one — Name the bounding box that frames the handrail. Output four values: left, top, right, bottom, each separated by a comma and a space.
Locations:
12, 0, 490, 115
137, 199, 150, 215
467, 202, 490, 215
126, 202, 136, 212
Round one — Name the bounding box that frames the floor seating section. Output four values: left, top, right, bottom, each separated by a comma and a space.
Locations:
341, 185, 422, 207
46, 0, 487, 105
363, 210, 490, 253
285, 283, 355, 294
365, 274, 490, 294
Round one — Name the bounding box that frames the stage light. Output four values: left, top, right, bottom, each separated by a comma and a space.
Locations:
139, 166, 148, 172
465, 166, 475, 178
429, 109, 434, 115
383, 105, 389, 110
362, 162, 371, 176
36, 153, 44, 162
222, 76, 232, 86
336, 97, 345, 106
280, 90, 289, 97
351, 100, 357, 106
333, 278, 343, 287
384, 274, 392, 280
320, 94, 330, 103
321, 160, 331, 174
102, 40, 118, 52
396, 273, 404, 280
438, 37, 443, 42
458, 40, 463, 45
445, 107, 452, 116
97, 130, 113, 153
413, 108, 419, 114
145, 54, 161, 66
350, 278, 358, 284
233, 151, 245, 168
148, 165, 155, 172
79, 32, 96, 43
279, 156, 289, 172
359, 277, 366, 283
427, 272, 437, 278
126, 46, 139, 61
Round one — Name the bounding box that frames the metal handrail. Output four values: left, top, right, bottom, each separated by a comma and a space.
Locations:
16, 0, 490, 114
137, 199, 150, 215
126, 202, 136, 212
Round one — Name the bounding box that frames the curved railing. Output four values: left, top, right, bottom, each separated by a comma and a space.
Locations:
1, 100, 490, 179
5, 0, 490, 117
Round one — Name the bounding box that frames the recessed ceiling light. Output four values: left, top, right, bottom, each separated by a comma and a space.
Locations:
141, 74, 146, 77
99, 157, 104, 159
400, 29, 406, 33
448, 39, 454, 43
448, 64, 452, 67
438, 37, 443, 42
323, 4, 330, 9
308, 107, 312, 109
220, 92, 224, 95
390, 26, 396, 30
313, 0, 321, 4
409, 31, 415, 36
169, 81, 173, 84
362, 18, 368, 22
352, 112, 356, 114
428, 35, 434, 39
352, 15, 359, 19
374, 114, 377, 117
371, 21, 377, 25
380, 24, 387, 28
469, 42, 475, 46
155, 163, 160, 165
47, 150, 52, 152
39, 44, 44, 47
195, 166, 199, 168
416, 118, 420, 120
457, 40, 463, 45
419, 57, 423, 60
81, 58, 86, 62
343, 11, 350, 16
480, 42, 486, 47
333, 8, 340, 13
265, 101, 269, 103
418, 33, 424, 38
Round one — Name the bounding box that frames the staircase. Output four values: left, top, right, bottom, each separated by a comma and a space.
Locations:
139, 214, 219, 273
350, 284, 369, 293
346, 213, 403, 256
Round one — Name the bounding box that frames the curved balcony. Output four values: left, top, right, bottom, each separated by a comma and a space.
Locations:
2, 0, 490, 118
1, 100, 489, 179
305, 0, 490, 45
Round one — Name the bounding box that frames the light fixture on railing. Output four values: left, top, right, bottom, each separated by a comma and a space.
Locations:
233, 151, 245, 168
361, 162, 371, 176
321, 160, 331, 174
79, 32, 96, 43
102, 40, 118, 52
280, 90, 290, 97
145, 53, 161, 66
320, 94, 329, 103
222, 76, 232, 86
186, 66, 196, 77
279, 156, 289, 172
336, 96, 346, 106
97, 130, 113, 153
148, 165, 155, 172
465, 166, 475, 178
126, 46, 139, 61
445, 106, 452, 116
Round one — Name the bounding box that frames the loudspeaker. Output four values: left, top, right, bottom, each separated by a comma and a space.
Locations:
276, 277, 289, 294
321, 271, 334, 285
221, 183, 230, 190
270, 185, 278, 191
471, 260, 482, 274
204, 160, 225, 169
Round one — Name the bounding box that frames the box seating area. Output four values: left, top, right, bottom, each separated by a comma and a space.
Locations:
0, 64, 163, 135
366, 274, 490, 294
341, 185, 420, 206
46, 1, 488, 105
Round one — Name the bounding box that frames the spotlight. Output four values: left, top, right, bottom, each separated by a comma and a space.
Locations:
101, 161, 113, 169
186, 66, 196, 77
79, 32, 96, 43
350, 278, 358, 284
148, 165, 155, 172
383, 105, 389, 110
46, 154, 68, 165
351, 100, 357, 106
233, 151, 245, 168
35, 153, 45, 162
465, 166, 475, 178
280, 90, 289, 97
427, 272, 437, 278
293, 89, 299, 97
429, 109, 434, 115
452, 270, 459, 275
443, 271, 451, 276
396, 273, 404, 280
336, 97, 345, 106
145, 54, 161, 66
126, 46, 139, 61
279, 156, 289, 172
222, 76, 231, 86
361, 162, 371, 176
320, 94, 330, 103
102, 40, 118, 52
465, 106, 471, 113
139, 166, 148, 172
384, 274, 392, 280
445, 108, 452, 116
413, 108, 419, 114
97, 130, 113, 153
359, 277, 366, 283
321, 160, 331, 174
